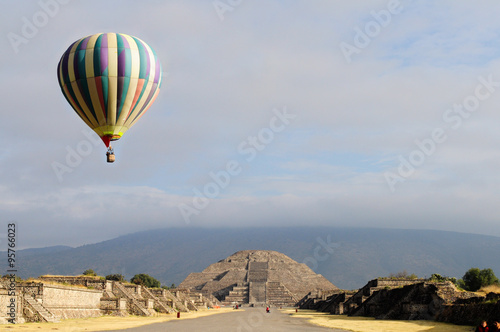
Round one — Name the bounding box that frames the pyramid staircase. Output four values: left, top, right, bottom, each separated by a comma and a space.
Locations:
266, 282, 298, 306
23, 295, 59, 322
140, 286, 177, 314
223, 282, 249, 304
112, 282, 152, 316
248, 262, 268, 305
164, 290, 190, 312
174, 291, 198, 311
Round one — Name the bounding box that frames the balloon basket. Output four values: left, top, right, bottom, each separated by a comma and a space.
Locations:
106, 152, 115, 163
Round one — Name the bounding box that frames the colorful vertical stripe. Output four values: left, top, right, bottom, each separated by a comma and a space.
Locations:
57, 33, 162, 147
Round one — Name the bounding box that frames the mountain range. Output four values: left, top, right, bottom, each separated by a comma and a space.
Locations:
6, 227, 500, 290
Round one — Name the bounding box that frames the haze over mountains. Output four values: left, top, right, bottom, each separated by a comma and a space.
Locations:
8, 227, 500, 290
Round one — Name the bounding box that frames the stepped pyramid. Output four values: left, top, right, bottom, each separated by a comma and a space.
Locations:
178, 250, 337, 306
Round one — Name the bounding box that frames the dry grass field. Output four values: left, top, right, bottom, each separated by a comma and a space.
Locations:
3, 308, 235, 332
286, 309, 474, 332
477, 284, 500, 295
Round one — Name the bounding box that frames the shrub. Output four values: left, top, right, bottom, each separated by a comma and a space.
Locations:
130, 274, 161, 288
105, 274, 125, 282
161, 283, 176, 290
429, 273, 446, 282
82, 269, 97, 276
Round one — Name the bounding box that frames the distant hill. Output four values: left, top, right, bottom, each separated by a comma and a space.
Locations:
9, 227, 500, 290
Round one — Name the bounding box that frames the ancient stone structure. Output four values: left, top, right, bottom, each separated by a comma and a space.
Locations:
0, 280, 102, 323
436, 292, 500, 325
178, 250, 337, 306
0, 276, 216, 324
343, 278, 427, 315
300, 278, 495, 325
299, 289, 356, 314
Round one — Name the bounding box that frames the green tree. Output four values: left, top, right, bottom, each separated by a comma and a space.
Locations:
479, 268, 499, 288
462, 268, 499, 291
82, 269, 97, 276
130, 274, 161, 288
105, 274, 125, 282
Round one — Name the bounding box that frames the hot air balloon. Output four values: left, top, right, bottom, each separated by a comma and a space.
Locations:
57, 32, 162, 163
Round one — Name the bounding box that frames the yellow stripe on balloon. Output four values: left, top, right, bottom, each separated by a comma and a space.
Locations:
84, 35, 97, 78
67, 51, 76, 83
106, 76, 117, 126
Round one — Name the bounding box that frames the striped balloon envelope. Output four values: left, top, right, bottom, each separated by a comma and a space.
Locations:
57, 32, 162, 149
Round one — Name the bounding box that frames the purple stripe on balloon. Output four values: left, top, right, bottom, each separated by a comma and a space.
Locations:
79, 36, 91, 50
101, 33, 108, 48
153, 56, 161, 83
118, 49, 126, 77
100, 46, 108, 75
121, 35, 130, 48
141, 82, 158, 112
141, 41, 151, 78
73, 50, 80, 80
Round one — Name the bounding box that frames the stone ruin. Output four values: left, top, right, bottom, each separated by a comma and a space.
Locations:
0, 276, 217, 324
178, 250, 337, 306
300, 278, 500, 325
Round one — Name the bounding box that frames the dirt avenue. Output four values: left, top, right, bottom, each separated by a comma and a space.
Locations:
102, 307, 345, 332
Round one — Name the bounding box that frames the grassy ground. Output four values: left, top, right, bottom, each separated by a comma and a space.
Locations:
3, 308, 235, 332
285, 309, 474, 332
477, 284, 500, 295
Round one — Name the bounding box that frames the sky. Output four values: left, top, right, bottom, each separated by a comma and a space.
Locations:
1, 0, 500, 248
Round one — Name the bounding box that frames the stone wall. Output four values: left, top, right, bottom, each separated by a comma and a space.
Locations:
18, 282, 44, 299
42, 284, 103, 319
375, 278, 427, 288
436, 293, 500, 326
100, 298, 127, 316
39, 276, 108, 290
0, 288, 23, 324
